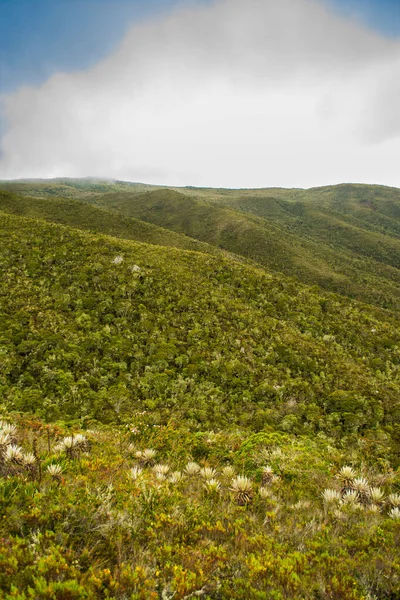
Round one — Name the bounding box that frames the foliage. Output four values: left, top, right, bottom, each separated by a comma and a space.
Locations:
0, 190, 222, 256
1, 212, 400, 462
0, 181, 400, 597
0, 416, 399, 599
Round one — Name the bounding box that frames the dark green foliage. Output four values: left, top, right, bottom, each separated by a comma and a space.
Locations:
0, 190, 223, 256
1, 211, 400, 462
3, 179, 400, 309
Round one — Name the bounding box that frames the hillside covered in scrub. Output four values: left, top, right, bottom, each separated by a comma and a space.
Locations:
0, 180, 400, 598
3, 179, 400, 311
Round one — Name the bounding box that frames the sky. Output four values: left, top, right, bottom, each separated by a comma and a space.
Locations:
0, 0, 399, 188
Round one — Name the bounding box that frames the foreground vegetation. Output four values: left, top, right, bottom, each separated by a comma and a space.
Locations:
1, 415, 399, 599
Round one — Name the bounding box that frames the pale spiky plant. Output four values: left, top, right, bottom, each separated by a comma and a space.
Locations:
257, 448, 272, 463
221, 465, 235, 480
367, 504, 381, 514
60, 436, 77, 449
341, 490, 361, 510
0, 432, 11, 461
155, 472, 167, 482
369, 487, 385, 504
261, 465, 274, 485
204, 479, 221, 494
0, 431, 10, 446
333, 508, 345, 522
169, 471, 183, 484
388, 493, 400, 508
200, 467, 217, 481
4, 444, 23, 464
153, 464, 170, 477
184, 461, 200, 476
259, 486, 273, 499
127, 443, 136, 454
128, 466, 143, 481
230, 476, 254, 505
57, 436, 78, 459
388, 507, 400, 521
22, 453, 36, 467
270, 475, 281, 485
46, 464, 63, 481
139, 448, 156, 465
0, 422, 17, 442
322, 489, 341, 505
337, 466, 356, 492
112, 255, 124, 265
341, 490, 359, 505
74, 434, 89, 452
352, 477, 370, 504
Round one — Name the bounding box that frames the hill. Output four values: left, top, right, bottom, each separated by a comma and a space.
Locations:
0, 177, 156, 198
1, 210, 400, 599
0, 189, 226, 256
1, 210, 399, 453
3, 179, 400, 312
79, 184, 400, 311
6, 179, 398, 311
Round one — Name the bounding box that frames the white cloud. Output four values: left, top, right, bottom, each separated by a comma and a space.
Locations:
0, 0, 399, 187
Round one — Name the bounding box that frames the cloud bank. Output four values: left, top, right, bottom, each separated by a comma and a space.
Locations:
0, 0, 399, 188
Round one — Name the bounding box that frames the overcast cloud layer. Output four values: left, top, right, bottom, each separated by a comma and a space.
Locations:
0, 0, 399, 188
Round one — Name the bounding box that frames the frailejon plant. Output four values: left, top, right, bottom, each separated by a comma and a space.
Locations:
0, 416, 399, 599
230, 476, 254, 505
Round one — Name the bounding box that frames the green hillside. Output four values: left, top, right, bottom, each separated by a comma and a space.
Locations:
1, 211, 400, 598
1, 210, 399, 451
0, 190, 225, 256
2, 178, 400, 308
77, 185, 400, 311
0, 177, 156, 198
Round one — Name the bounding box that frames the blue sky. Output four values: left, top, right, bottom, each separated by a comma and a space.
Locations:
0, 0, 188, 92
329, 0, 400, 36
0, 0, 399, 93
0, 0, 399, 188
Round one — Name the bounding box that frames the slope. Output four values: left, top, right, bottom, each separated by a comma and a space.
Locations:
1, 209, 400, 599
83, 186, 400, 310
0, 190, 226, 256
2, 179, 400, 310
1, 210, 400, 462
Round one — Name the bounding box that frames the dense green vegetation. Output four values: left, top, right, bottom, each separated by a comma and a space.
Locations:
1, 211, 400, 448
0, 179, 400, 598
0, 190, 225, 257
82, 185, 400, 311
5, 178, 399, 310
1, 416, 399, 599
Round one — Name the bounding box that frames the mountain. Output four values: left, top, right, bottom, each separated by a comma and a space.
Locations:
1, 209, 399, 452
80, 183, 400, 311
0, 189, 230, 257
1, 205, 400, 599
6, 179, 398, 310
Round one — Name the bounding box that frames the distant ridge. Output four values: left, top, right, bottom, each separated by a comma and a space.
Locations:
1, 178, 400, 311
